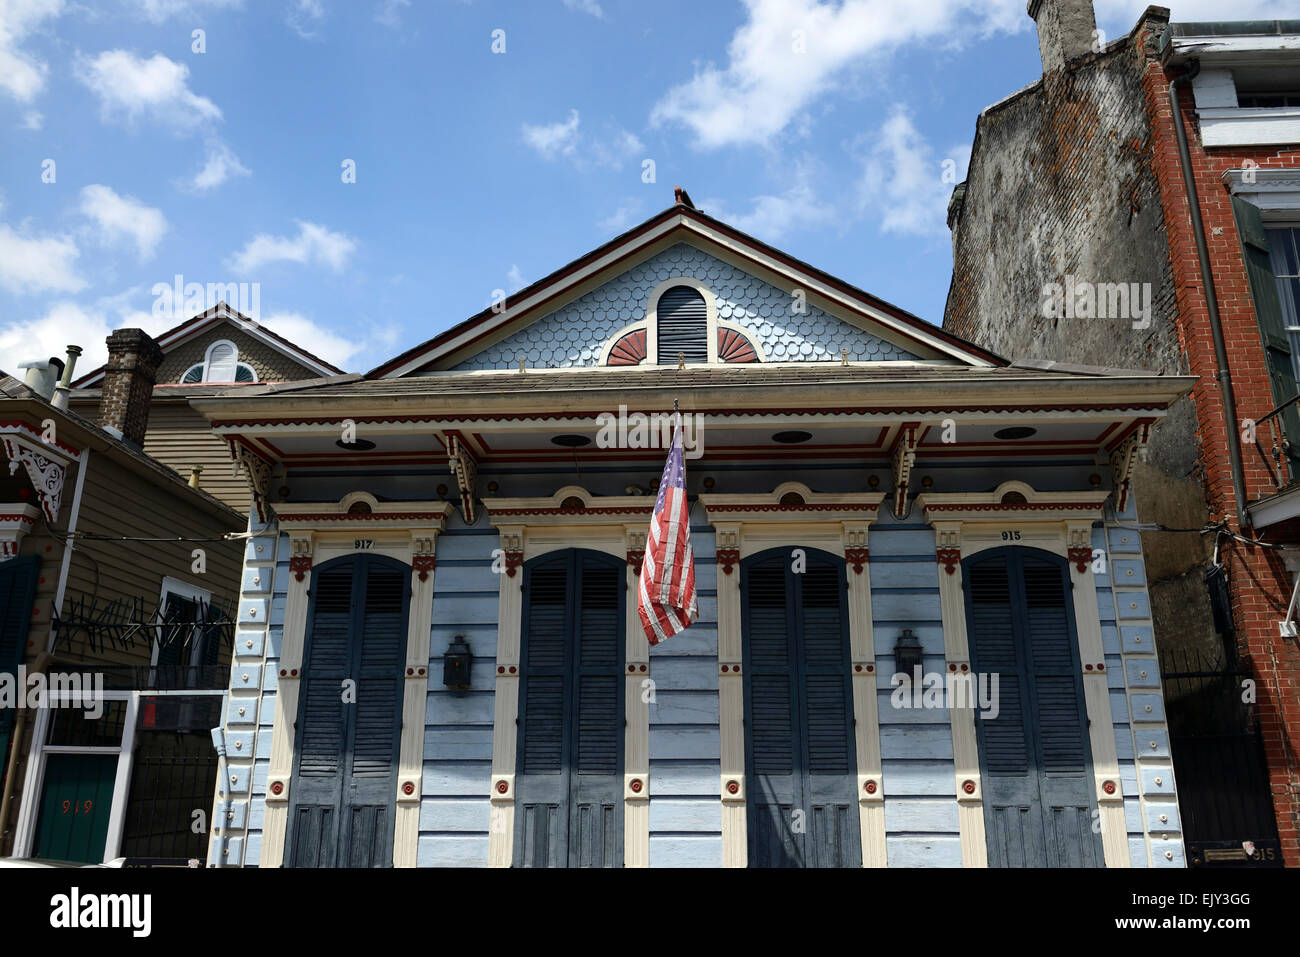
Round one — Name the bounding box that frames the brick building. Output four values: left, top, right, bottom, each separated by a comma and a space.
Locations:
945, 0, 1300, 866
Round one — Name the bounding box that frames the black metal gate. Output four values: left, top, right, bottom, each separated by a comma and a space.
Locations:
118, 695, 223, 863
1160, 647, 1283, 867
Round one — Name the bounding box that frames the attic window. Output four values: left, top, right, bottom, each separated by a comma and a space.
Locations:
656, 286, 708, 365
180, 339, 258, 384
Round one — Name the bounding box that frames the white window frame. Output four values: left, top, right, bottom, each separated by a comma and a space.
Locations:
180, 340, 259, 384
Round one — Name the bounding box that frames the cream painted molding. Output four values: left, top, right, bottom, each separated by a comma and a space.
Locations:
701, 482, 886, 867
484, 489, 655, 867
914, 482, 1126, 867
258, 494, 452, 868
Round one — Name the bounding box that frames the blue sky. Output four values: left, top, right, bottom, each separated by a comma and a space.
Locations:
0, 0, 1291, 374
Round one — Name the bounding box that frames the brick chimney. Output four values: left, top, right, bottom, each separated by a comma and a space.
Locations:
98, 328, 164, 447
1027, 0, 1097, 73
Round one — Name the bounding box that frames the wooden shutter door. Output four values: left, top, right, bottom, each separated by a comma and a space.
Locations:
514, 551, 625, 867
342, 561, 408, 867
287, 562, 353, 867
964, 549, 1102, 867
798, 559, 860, 867
743, 551, 859, 868
287, 555, 409, 867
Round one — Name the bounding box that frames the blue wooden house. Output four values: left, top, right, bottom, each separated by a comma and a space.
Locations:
195, 194, 1193, 867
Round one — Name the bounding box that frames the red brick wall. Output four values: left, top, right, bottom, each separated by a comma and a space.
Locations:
1141, 42, 1300, 865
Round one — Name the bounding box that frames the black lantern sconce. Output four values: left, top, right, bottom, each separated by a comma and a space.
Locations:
894, 628, 923, 684
443, 636, 472, 692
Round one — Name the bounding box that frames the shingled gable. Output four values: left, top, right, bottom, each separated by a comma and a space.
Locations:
71, 302, 346, 388
369, 200, 1005, 378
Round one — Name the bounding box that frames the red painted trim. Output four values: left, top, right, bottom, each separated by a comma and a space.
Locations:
487, 506, 655, 517
278, 512, 449, 522
699, 503, 879, 513
0, 421, 83, 457
922, 502, 1105, 512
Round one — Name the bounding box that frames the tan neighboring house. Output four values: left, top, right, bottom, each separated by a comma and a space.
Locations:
0, 329, 246, 864
70, 304, 344, 516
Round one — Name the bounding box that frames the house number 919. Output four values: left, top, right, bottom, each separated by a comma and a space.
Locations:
1000, 530, 1021, 541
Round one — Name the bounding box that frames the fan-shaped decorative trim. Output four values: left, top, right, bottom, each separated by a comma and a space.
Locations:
718, 327, 758, 363
608, 328, 647, 365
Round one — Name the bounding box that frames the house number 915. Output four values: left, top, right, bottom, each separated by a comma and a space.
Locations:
354, 539, 374, 550
1000, 530, 1021, 541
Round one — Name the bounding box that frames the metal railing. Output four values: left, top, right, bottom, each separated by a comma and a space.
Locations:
1254, 393, 1300, 493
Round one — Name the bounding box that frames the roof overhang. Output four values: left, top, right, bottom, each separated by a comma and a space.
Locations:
1161, 21, 1300, 66
368, 205, 1004, 377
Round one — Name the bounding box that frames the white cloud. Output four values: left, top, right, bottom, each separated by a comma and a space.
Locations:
287, 0, 324, 38
124, 0, 243, 22
561, 0, 603, 18
375, 0, 409, 28
701, 160, 835, 242
185, 138, 250, 191
227, 220, 357, 274
79, 184, 168, 260
76, 50, 221, 130
0, 0, 65, 103
0, 223, 84, 294
0, 293, 175, 373
521, 109, 643, 170
597, 199, 645, 234
855, 107, 968, 237
259, 311, 365, 367
18, 109, 41, 129
650, 0, 1031, 150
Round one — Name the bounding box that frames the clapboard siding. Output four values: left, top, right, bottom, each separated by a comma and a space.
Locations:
420, 540, 495, 866
137, 402, 252, 513
649, 534, 719, 867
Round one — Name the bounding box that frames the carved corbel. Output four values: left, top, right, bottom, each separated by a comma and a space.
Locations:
715, 525, 740, 576
1107, 422, 1150, 515
289, 536, 313, 582
440, 432, 478, 524
935, 524, 961, 576
1067, 524, 1093, 573
230, 441, 274, 524
843, 524, 870, 575
625, 526, 647, 575
413, 533, 438, 582
890, 424, 918, 519
498, 527, 524, 578
2, 434, 70, 523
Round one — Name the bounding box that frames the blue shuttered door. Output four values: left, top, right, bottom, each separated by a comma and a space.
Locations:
963, 549, 1103, 867
0, 556, 40, 774
742, 550, 860, 867
286, 554, 409, 868
515, 550, 625, 867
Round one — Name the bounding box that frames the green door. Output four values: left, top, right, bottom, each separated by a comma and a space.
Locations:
33, 753, 119, 863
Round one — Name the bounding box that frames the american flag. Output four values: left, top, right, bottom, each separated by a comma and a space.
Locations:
638, 415, 698, 645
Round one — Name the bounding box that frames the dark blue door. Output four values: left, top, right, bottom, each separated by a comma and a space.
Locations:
742, 549, 860, 867
514, 550, 625, 867
0, 555, 39, 781
963, 548, 1103, 867
285, 554, 409, 867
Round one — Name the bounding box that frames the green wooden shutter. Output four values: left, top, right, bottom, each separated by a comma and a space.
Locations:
1234, 195, 1300, 476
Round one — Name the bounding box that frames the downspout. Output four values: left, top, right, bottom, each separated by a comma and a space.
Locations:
1169, 60, 1250, 531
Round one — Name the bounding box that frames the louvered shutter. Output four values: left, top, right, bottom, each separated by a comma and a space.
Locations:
964, 550, 1102, 868
743, 552, 859, 868
656, 286, 708, 364
1235, 196, 1300, 475
515, 551, 625, 867
0, 556, 39, 740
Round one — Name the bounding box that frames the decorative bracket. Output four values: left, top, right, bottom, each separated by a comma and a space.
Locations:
498, 527, 524, 578
0, 504, 41, 561
935, 525, 961, 576
715, 525, 740, 576
1067, 525, 1093, 573
842, 524, 870, 575
625, 526, 646, 575
889, 424, 918, 519
440, 432, 479, 525
413, 534, 439, 582
2, 433, 72, 523
1107, 422, 1151, 516
230, 441, 275, 524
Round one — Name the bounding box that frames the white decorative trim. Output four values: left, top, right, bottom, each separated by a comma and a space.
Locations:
0, 504, 40, 561
1223, 168, 1300, 214
436, 431, 478, 524
890, 425, 918, 518
642, 276, 719, 366
0, 429, 76, 523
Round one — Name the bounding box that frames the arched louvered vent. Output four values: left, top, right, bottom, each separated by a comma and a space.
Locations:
718, 328, 758, 363
656, 286, 708, 365
207, 341, 237, 381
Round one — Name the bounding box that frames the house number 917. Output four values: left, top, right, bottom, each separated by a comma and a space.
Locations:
1000, 530, 1021, 541
354, 539, 374, 550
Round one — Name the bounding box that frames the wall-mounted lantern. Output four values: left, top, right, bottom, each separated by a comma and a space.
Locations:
894, 628, 923, 682
443, 636, 472, 691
